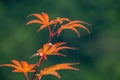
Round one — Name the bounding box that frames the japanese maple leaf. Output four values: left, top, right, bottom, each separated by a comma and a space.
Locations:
0, 60, 36, 79
36, 63, 79, 80
31, 42, 75, 60
27, 12, 54, 32
57, 20, 90, 37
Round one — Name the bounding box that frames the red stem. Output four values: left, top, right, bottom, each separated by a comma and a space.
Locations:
48, 36, 52, 42
48, 26, 52, 34
30, 56, 44, 80
31, 24, 58, 80
52, 23, 57, 32
47, 25, 53, 42
24, 73, 29, 80
48, 24, 59, 42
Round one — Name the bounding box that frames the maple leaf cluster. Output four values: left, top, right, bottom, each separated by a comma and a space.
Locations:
0, 6, 90, 80
27, 12, 90, 38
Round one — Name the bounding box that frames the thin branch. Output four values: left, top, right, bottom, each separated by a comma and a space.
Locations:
24, 73, 30, 80
30, 56, 44, 80
48, 26, 52, 34
52, 23, 57, 32
31, 24, 57, 80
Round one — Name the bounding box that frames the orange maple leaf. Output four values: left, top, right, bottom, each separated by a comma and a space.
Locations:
31, 42, 75, 60
0, 60, 36, 79
36, 63, 79, 80
27, 12, 54, 32
57, 20, 90, 37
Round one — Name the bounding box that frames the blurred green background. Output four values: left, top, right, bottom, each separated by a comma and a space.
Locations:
0, 0, 120, 80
